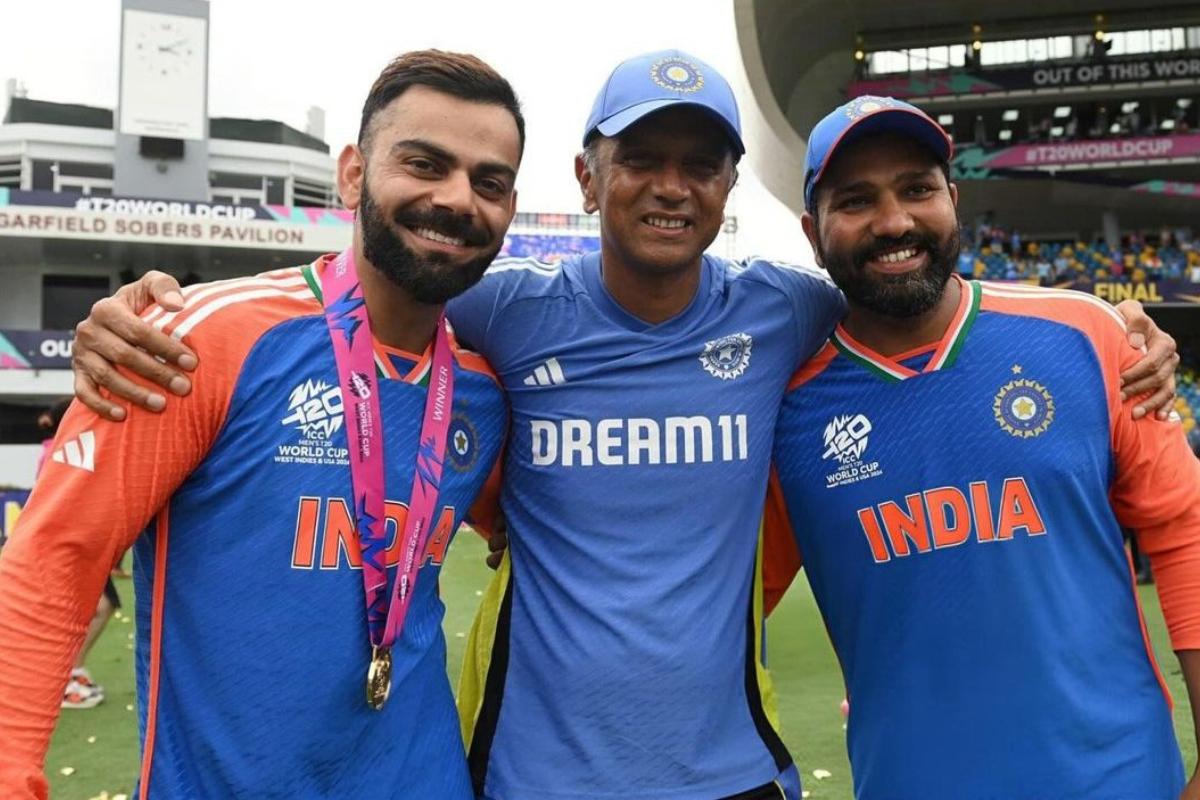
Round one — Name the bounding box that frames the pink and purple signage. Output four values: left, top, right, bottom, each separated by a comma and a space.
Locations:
976, 133, 1200, 170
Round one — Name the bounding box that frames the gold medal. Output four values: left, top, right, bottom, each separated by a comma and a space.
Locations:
366, 646, 392, 710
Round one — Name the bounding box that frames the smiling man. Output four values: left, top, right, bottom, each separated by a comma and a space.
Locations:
0, 50, 519, 799
766, 97, 1200, 800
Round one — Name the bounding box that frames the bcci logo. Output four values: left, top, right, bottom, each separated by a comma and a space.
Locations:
650, 57, 704, 93
700, 332, 752, 380
281, 379, 345, 440
994, 378, 1055, 438
844, 95, 897, 121
448, 413, 478, 473
822, 413, 872, 464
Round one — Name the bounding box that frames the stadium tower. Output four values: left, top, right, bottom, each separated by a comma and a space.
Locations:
733, 0, 1200, 441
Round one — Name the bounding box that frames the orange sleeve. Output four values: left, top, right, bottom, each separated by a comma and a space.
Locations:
466, 450, 504, 539
1085, 311, 1200, 651
762, 466, 802, 617
0, 291, 282, 797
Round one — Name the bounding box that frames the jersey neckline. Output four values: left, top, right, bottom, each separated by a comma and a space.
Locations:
830, 275, 982, 383
303, 257, 433, 386
576, 250, 716, 333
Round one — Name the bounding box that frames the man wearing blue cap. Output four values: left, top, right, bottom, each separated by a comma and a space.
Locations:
67, 57, 1178, 800
765, 96, 1200, 799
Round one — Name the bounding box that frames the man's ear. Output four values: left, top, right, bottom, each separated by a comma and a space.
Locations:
801, 211, 823, 267
575, 153, 599, 214
337, 144, 365, 211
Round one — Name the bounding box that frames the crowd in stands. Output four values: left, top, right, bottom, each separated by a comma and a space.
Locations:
959, 225, 1200, 283
1177, 361, 1200, 456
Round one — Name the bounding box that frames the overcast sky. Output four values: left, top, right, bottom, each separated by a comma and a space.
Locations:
0, 0, 814, 263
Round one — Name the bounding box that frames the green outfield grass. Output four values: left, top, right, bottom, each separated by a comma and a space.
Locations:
46, 533, 1197, 799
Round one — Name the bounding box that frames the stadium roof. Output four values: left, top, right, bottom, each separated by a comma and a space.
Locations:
734, 0, 1200, 218
2, 97, 328, 153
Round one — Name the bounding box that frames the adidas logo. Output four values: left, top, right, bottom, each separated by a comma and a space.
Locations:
52, 430, 96, 473
522, 358, 566, 387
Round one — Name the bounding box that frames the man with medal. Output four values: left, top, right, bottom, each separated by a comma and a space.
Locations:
60, 51, 1180, 800
0, 50, 520, 798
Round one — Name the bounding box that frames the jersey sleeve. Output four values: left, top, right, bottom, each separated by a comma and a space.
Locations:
0, 312, 247, 798
1104, 332, 1200, 651
744, 259, 846, 365
762, 466, 802, 616
446, 257, 548, 353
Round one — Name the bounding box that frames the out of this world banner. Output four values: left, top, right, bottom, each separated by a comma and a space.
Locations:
0, 330, 74, 369
849, 52, 1200, 99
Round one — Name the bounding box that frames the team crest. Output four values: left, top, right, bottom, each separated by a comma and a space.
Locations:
822, 413, 884, 488
700, 332, 752, 380
844, 95, 897, 121
447, 413, 478, 472
993, 377, 1055, 438
650, 57, 704, 93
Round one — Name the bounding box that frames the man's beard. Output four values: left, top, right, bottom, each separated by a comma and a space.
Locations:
358, 182, 502, 305
817, 226, 960, 318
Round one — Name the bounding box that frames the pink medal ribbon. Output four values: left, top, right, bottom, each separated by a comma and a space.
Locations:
320, 248, 455, 710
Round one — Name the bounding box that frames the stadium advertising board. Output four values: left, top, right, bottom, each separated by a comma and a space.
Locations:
985, 133, 1200, 169
0, 189, 351, 252
953, 134, 1200, 177
850, 52, 1200, 99
0, 330, 73, 370
1050, 279, 1200, 305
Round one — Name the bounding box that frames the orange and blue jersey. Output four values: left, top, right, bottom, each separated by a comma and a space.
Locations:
766, 276, 1200, 799
0, 256, 506, 799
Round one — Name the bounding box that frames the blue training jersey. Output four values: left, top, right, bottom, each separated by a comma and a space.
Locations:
449, 251, 844, 800
0, 258, 506, 799
769, 278, 1198, 799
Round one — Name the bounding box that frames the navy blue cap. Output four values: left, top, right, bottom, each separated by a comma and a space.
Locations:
803, 96, 953, 212
583, 49, 744, 155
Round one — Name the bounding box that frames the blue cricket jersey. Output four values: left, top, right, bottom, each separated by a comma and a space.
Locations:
449, 251, 844, 800
769, 278, 1200, 799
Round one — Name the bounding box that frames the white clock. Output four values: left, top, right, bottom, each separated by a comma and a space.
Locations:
119, 8, 207, 140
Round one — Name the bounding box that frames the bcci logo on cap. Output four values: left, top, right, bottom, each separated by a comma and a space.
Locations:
650, 57, 704, 93
844, 95, 898, 121
700, 332, 752, 380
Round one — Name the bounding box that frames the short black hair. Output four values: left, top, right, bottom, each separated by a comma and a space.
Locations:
357, 49, 525, 158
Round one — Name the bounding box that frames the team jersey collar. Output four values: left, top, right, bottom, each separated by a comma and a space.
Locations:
303, 257, 434, 386
580, 250, 715, 333
830, 274, 981, 383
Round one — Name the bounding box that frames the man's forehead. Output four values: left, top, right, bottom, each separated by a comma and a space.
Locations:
372, 86, 521, 165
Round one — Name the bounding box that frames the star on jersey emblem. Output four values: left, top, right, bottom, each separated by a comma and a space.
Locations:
700, 333, 753, 380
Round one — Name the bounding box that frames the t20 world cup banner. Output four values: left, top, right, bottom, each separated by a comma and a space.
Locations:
953, 134, 1200, 178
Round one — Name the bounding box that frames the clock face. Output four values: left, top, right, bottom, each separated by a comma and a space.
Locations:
119, 8, 207, 140
132, 16, 200, 78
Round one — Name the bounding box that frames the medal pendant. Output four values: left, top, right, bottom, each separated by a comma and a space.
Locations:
366, 646, 393, 710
